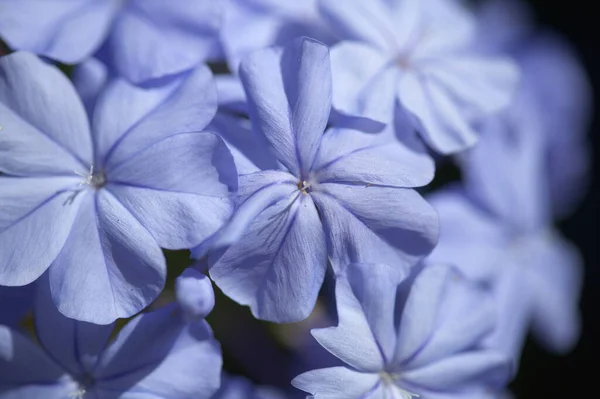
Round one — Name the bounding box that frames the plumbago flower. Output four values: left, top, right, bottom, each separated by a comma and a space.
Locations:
0, 270, 222, 399
427, 91, 583, 356
319, 0, 519, 153
0, 52, 237, 324
203, 37, 438, 323
0, 0, 221, 83
292, 262, 511, 398
220, 0, 335, 71
474, 0, 593, 217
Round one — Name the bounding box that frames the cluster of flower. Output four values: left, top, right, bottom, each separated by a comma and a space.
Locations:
0, 0, 591, 398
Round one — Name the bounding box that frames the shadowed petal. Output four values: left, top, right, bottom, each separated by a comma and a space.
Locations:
96, 305, 222, 399
72, 57, 109, 117
175, 268, 215, 320
0, 325, 75, 397
49, 191, 166, 324
34, 273, 114, 376
210, 193, 327, 322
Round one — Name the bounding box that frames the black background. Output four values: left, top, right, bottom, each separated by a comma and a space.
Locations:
511, 0, 598, 397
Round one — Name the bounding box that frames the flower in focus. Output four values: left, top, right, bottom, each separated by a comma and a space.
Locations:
0, 52, 237, 324
204, 37, 438, 323
292, 262, 511, 399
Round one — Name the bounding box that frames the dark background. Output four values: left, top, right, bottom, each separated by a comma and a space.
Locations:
511, 0, 598, 397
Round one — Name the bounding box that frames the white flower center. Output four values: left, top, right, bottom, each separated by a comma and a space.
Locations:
75, 165, 106, 189
379, 371, 420, 399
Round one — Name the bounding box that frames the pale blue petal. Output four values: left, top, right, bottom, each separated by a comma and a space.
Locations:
105, 0, 221, 83
0, 52, 92, 173
398, 71, 479, 154
93, 64, 217, 168
107, 132, 236, 249
420, 55, 519, 117
96, 306, 222, 399
394, 264, 452, 364
314, 127, 434, 188
426, 188, 506, 282
319, 0, 397, 52
329, 41, 396, 123
0, 0, 115, 63
406, 270, 495, 369
292, 367, 380, 399
403, 352, 511, 392
343, 262, 403, 364
0, 177, 83, 286
211, 171, 297, 247
175, 268, 215, 320
312, 183, 438, 272
210, 193, 327, 322
310, 266, 394, 372
527, 232, 583, 354
239, 37, 331, 175
48, 190, 166, 324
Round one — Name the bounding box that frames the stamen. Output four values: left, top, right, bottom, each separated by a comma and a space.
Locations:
297, 180, 310, 195
379, 371, 419, 399
69, 387, 86, 399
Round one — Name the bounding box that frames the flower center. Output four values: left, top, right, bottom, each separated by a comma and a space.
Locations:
76, 165, 106, 189
379, 371, 420, 399
68, 373, 95, 399
297, 180, 311, 195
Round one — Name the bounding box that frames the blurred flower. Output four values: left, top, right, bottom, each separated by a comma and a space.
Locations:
0, 0, 222, 84
320, 0, 519, 153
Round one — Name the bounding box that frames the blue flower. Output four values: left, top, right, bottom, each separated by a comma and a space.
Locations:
203, 37, 438, 323
292, 262, 511, 398
475, 0, 592, 217
319, 0, 519, 154
0, 0, 221, 83
0, 52, 237, 324
0, 273, 222, 399
427, 80, 583, 355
